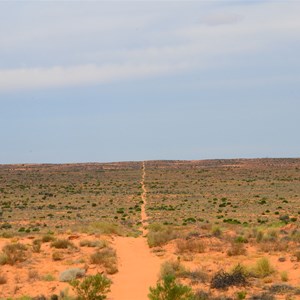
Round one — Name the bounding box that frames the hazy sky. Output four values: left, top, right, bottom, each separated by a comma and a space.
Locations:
0, 1, 299, 164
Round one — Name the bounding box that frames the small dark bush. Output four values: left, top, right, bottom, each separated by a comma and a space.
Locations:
193, 290, 210, 300
211, 266, 247, 289
249, 292, 275, 300
183, 268, 209, 284
268, 283, 295, 294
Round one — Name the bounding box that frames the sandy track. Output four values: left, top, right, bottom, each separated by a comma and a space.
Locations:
109, 236, 161, 300
109, 162, 161, 300
140, 161, 148, 236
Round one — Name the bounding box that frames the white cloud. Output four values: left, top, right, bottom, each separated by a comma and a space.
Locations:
0, 63, 187, 91
1, 1, 300, 92
201, 13, 243, 26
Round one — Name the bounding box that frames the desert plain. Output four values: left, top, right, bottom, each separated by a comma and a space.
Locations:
0, 159, 300, 299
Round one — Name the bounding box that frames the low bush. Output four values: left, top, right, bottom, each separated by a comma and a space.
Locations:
280, 271, 288, 282
211, 226, 222, 237
227, 242, 246, 256
59, 268, 85, 282
182, 268, 209, 284
234, 236, 248, 243
28, 269, 39, 281
193, 290, 211, 300
52, 251, 64, 261
41, 234, 56, 243
160, 259, 186, 279
147, 224, 177, 247
51, 239, 75, 249
268, 283, 295, 294
252, 257, 274, 278
249, 293, 275, 300
0, 253, 8, 265
32, 239, 42, 253
1, 243, 28, 265
90, 247, 118, 274
176, 239, 206, 254
88, 222, 122, 235
148, 274, 194, 300
236, 291, 247, 300
42, 274, 55, 281
293, 250, 300, 262
70, 273, 111, 300
211, 265, 247, 289
290, 230, 300, 242
80, 239, 107, 248
259, 240, 288, 253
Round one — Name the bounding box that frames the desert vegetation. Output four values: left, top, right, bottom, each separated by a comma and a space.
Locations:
0, 159, 300, 299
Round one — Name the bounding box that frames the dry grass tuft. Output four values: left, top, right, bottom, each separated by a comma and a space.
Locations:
90, 247, 118, 274
1, 243, 28, 265
176, 238, 206, 254
227, 242, 247, 256
160, 258, 186, 279
51, 239, 75, 249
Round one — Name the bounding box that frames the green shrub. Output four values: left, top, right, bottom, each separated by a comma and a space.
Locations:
70, 273, 111, 300
236, 291, 247, 300
253, 257, 274, 278
148, 274, 194, 300
0, 253, 8, 265
211, 226, 222, 237
42, 273, 55, 281
234, 236, 248, 243
280, 271, 288, 282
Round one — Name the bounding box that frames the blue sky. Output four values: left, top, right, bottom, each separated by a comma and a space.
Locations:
0, 1, 299, 163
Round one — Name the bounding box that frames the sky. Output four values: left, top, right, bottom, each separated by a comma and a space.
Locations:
0, 1, 299, 164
